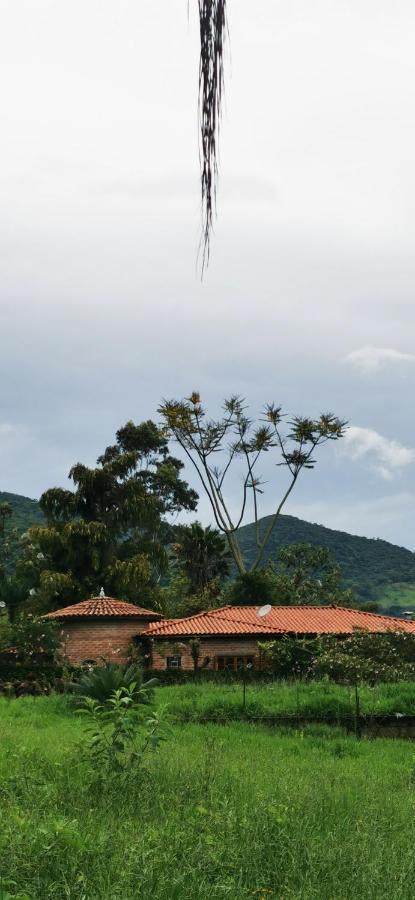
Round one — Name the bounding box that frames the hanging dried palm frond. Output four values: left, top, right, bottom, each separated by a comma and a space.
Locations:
198, 0, 227, 271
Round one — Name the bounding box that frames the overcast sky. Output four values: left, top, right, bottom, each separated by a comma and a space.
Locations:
1, 0, 415, 549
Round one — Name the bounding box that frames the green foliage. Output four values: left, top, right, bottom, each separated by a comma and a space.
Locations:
313, 630, 415, 685
0, 502, 28, 621
258, 636, 325, 678
80, 685, 166, 778
0, 492, 44, 546
223, 569, 278, 605
171, 522, 231, 593
269, 543, 357, 606
0, 879, 30, 900
71, 662, 157, 705
14, 420, 197, 613
223, 545, 356, 606
2, 615, 60, 665
259, 630, 415, 685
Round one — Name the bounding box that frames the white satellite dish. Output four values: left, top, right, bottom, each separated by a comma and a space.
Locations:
0, 601, 5, 609
257, 604, 272, 618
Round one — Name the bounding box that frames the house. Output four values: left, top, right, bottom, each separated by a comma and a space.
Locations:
143, 604, 415, 671
45, 596, 415, 669
44, 591, 162, 665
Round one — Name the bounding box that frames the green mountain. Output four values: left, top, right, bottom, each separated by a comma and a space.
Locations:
235, 514, 415, 609
0, 491, 44, 534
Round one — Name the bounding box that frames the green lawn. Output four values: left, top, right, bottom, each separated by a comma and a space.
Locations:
158, 678, 415, 721
1, 695, 415, 899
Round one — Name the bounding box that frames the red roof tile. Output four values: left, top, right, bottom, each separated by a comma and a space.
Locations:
144, 604, 415, 637
44, 595, 162, 619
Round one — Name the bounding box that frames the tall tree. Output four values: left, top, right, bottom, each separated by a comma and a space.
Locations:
0, 503, 25, 622
16, 420, 198, 612
159, 394, 346, 576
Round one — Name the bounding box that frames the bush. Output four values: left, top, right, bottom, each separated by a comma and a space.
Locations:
313, 631, 415, 684
71, 662, 157, 705
80, 685, 167, 781
1, 615, 60, 665
0, 660, 63, 682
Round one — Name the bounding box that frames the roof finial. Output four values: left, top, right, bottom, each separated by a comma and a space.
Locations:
99, 586, 105, 598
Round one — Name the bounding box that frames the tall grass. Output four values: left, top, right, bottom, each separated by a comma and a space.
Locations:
157, 679, 415, 721
1, 696, 415, 898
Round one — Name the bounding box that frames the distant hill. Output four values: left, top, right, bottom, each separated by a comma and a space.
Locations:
0, 491, 44, 534
235, 514, 415, 608
2, 493, 415, 611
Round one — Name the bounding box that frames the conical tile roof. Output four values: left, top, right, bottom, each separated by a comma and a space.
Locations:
44, 595, 162, 619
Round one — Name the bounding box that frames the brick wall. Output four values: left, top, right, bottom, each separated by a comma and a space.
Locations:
151, 637, 260, 671
58, 618, 152, 665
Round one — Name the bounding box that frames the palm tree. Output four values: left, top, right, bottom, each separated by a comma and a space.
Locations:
171, 522, 231, 594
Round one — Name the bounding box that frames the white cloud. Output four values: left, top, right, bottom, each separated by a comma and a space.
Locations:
345, 346, 415, 374
0, 423, 19, 437
343, 426, 415, 479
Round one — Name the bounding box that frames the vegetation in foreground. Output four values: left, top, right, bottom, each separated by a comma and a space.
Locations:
1, 695, 415, 899
157, 678, 415, 721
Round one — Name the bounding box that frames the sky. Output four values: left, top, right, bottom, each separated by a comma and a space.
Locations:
1, 0, 415, 549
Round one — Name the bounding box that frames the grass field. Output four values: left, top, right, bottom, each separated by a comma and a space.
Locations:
2, 695, 415, 899
158, 679, 415, 721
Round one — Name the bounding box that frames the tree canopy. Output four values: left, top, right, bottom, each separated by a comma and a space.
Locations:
14, 420, 198, 614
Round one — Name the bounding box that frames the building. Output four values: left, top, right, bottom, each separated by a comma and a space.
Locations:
44, 591, 162, 665
143, 604, 415, 671
45, 596, 415, 669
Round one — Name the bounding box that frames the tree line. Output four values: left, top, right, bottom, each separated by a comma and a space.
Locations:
0, 394, 355, 623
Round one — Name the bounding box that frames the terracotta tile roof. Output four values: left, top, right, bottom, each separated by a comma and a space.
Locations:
144, 604, 415, 637
43, 595, 162, 619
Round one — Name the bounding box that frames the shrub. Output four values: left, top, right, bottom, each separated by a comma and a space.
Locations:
71, 662, 157, 705
258, 636, 324, 678
80, 685, 167, 780
1, 615, 60, 665
313, 630, 415, 685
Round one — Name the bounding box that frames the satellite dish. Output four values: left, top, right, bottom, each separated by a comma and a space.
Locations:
0, 601, 5, 609
257, 604, 272, 618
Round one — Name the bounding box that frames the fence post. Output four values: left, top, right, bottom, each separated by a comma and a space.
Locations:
354, 682, 361, 738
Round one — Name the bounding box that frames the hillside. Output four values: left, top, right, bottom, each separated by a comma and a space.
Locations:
0, 491, 44, 533
235, 514, 415, 607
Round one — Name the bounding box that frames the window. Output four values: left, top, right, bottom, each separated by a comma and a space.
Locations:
166, 655, 182, 669
216, 655, 254, 672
